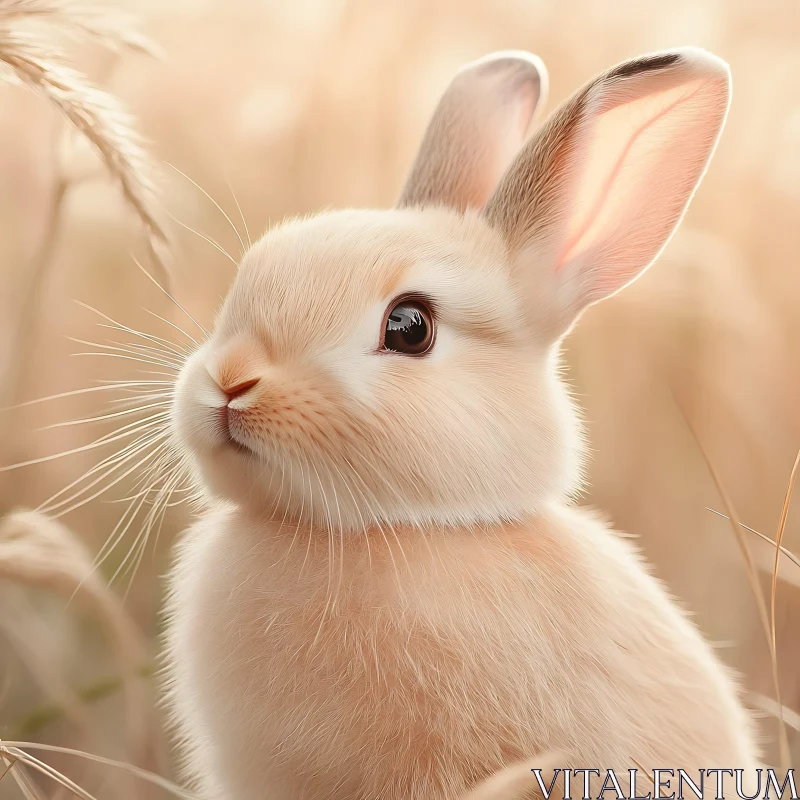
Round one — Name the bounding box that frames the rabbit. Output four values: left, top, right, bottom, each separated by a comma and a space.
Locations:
163, 48, 761, 800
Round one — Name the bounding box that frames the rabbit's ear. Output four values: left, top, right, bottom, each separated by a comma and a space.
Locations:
484, 48, 731, 337
398, 52, 547, 211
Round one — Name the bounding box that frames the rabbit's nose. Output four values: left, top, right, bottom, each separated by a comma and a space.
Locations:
221, 377, 260, 402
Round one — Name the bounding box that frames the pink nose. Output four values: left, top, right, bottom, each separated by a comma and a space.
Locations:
222, 378, 260, 402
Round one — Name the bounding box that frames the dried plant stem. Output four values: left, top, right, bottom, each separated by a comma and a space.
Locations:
706, 508, 800, 572
0, 154, 71, 522
2, 753, 48, 800
0, 741, 196, 799
770, 448, 800, 675
0, 160, 70, 423
671, 390, 791, 769
0, 744, 98, 799
0, 755, 17, 782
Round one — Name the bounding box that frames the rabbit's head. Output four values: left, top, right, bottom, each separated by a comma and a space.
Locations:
173, 48, 730, 529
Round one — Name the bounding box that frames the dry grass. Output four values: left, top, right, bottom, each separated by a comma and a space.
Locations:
0, 1, 175, 795
0, 0, 167, 269
0, 0, 798, 796
671, 390, 793, 769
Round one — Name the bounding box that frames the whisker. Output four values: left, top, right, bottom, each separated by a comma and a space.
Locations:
123, 443, 180, 497
89, 442, 179, 572
132, 255, 209, 337
42, 430, 171, 517
121, 344, 185, 367
68, 335, 184, 365
319, 461, 345, 609
98, 345, 183, 371
69, 350, 180, 371
102, 390, 174, 410
164, 209, 240, 267
0, 382, 169, 411
98, 329, 190, 361
125, 466, 184, 571
99, 369, 177, 381
96, 379, 175, 387
112, 472, 192, 504
119, 466, 184, 593
144, 308, 201, 348
165, 161, 245, 255
227, 177, 252, 249
42, 400, 172, 429
0, 412, 169, 471
95, 481, 156, 578
37, 426, 169, 513
75, 300, 195, 356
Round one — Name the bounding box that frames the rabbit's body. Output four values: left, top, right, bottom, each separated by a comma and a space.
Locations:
166, 502, 756, 800
163, 47, 759, 799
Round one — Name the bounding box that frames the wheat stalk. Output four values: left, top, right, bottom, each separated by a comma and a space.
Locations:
0, 0, 163, 57
0, 0, 169, 279
0, 511, 153, 769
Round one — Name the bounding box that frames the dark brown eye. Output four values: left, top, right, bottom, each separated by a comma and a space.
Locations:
382, 299, 435, 356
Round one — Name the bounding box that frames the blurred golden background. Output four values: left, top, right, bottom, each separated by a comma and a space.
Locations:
1, 0, 799, 795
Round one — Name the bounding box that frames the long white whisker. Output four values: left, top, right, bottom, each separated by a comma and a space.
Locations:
106, 390, 174, 407
75, 300, 194, 357
227, 178, 252, 249
42, 400, 172, 429
91, 441, 177, 569
97, 376, 175, 392
0, 412, 169, 472
0, 382, 169, 411
116, 466, 183, 594
132, 256, 210, 337
44, 432, 171, 518
123, 445, 180, 498
104, 337, 188, 363
70, 350, 180, 371
165, 161, 245, 255
144, 308, 201, 348
37, 427, 168, 514
69, 336, 184, 366
165, 210, 240, 267
113, 465, 189, 504
96, 484, 155, 577
37, 431, 170, 518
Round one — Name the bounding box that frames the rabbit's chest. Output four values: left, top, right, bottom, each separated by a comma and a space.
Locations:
166, 516, 562, 798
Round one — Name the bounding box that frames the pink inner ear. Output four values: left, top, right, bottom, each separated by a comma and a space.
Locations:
556, 82, 704, 271
551, 67, 728, 303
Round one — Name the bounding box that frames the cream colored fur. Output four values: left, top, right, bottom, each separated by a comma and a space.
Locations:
163, 48, 759, 800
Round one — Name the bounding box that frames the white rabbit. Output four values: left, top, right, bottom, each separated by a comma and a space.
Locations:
164, 48, 759, 800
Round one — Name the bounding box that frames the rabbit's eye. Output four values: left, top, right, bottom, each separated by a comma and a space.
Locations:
381, 298, 435, 356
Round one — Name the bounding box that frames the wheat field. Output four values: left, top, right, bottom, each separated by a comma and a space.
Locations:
0, 0, 799, 796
